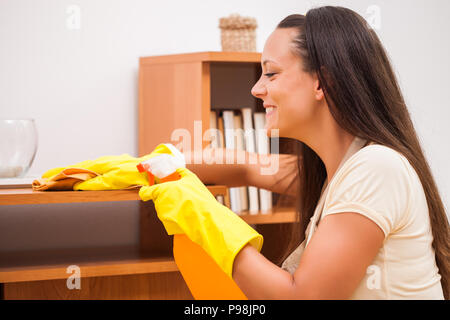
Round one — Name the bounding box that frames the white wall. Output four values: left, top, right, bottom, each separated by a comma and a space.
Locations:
1, 0, 448, 251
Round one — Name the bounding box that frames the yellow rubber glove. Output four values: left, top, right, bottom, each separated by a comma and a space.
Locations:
40, 144, 177, 190
138, 166, 263, 279
73, 154, 148, 190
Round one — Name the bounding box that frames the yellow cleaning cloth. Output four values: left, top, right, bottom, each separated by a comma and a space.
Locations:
31, 145, 184, 191
32, 168, 99, 191
32, 154, 154, 191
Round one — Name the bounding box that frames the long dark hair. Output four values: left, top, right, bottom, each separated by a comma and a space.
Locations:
273, 6, 449, 299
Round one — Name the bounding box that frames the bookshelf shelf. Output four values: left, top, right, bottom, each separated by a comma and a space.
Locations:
0, 185, 228, 206
140, 51, 261, 65
239, 209, 297, 225
0, 246, 177, 283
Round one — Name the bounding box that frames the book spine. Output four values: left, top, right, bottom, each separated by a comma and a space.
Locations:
208, 111, 220, 149
253, 112, 272, 214
222, 110, 241, 214
241, 108, 259, 215
234, 113, 249, 213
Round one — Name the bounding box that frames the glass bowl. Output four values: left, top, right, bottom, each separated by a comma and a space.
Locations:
0, 119, 38, 178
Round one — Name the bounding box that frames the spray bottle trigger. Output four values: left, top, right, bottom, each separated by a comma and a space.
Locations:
137, 163, 155, 186
137, 162, 148, 173
159, 171, 181, 183
147, 171, 155, 186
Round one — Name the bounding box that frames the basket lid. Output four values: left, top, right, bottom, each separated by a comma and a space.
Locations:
219, 13, 257, 30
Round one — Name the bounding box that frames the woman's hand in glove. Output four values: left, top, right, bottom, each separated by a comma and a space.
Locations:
139, 167, 263, 279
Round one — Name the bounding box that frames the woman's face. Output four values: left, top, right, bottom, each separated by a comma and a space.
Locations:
251, 28, 324, 140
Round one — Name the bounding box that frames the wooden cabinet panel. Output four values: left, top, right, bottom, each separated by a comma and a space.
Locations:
3, 273, 193, 300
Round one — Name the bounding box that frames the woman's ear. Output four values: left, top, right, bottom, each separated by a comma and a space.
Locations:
315, 66, 334, 101
313, 74, 324, 101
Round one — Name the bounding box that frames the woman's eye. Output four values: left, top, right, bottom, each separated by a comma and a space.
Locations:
264, 73, 276, 78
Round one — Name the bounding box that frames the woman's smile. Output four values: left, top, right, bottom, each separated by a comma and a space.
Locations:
265, 105, 276, 118
264, 104, 278, 131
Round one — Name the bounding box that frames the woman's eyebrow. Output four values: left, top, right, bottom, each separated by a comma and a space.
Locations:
262, 59, 278, 67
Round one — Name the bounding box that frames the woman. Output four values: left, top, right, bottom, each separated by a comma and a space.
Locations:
141, 6, 448, 299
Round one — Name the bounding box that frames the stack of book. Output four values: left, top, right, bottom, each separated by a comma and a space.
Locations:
209, 108, 273, 215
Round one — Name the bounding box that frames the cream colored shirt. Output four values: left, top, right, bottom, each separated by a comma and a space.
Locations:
281, 138, 444, 299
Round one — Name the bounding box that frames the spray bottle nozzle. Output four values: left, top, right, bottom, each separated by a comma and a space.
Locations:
137, 147, 185, 186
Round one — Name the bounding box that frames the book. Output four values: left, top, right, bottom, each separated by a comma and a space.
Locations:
253, 112, 272, 214
222, 110, 241, 214
241, 108, 260, 214
208, 111, 220, 149
216, 195, 225, 205
233, 113, 249, 212
217, 115, 225, 149
209, 111, 229, 208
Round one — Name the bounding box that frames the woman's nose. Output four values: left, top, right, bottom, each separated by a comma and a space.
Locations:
251, 77, 267, 98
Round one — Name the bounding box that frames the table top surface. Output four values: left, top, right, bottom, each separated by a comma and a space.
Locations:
0, 185, 227, 205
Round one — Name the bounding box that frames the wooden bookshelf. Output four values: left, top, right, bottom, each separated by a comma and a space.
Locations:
0, 185, 226, 299
0, 186, 297, 298
138, 51, 263, 156
0, 51, 297, 300
138, 50, 298, 276
137, 51, 295, 215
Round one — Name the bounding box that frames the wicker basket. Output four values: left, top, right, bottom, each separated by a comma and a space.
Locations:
219, 13, 257, 52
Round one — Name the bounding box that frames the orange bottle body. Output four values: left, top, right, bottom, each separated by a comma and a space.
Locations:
173, 234, 247, 300
137, 160, 246, 299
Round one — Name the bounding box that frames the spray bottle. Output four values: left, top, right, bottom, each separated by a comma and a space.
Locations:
136, 143, 247, 300
136, 143, 185, 185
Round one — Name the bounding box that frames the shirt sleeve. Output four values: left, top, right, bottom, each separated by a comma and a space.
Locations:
322, 146, 412, 238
